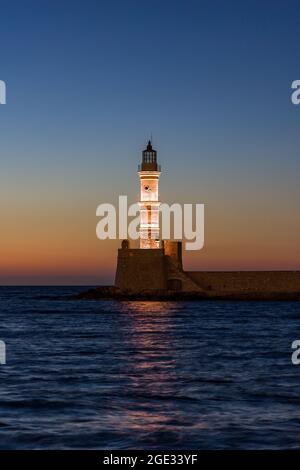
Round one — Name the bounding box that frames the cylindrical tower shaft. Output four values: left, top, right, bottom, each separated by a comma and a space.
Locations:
138, 141, 161, 249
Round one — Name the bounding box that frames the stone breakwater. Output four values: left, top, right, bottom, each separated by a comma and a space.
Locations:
109, 241, 300, 300
186, 271, 300, 296
72, 270, 300, 301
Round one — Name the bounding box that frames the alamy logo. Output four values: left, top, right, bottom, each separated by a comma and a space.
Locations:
291, 80, 300, 105
96, 196, 204, 251
0, 80, 6, 104
291, 340, 300, 365
0, 341, 6, 365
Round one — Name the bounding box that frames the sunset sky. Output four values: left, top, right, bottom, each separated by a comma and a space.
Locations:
1, 0, 300, 285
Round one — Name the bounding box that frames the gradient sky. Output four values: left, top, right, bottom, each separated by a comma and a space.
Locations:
1, 0, 300, 284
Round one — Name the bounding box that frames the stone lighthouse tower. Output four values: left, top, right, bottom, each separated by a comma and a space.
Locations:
115, 141, 201, 293
138, 140, 161, 249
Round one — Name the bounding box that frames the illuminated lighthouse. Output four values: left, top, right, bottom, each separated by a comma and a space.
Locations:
138, 141, 161, 249
115, 141, 202, 293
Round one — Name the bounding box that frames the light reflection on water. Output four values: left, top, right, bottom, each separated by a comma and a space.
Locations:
0, 287, 299, 449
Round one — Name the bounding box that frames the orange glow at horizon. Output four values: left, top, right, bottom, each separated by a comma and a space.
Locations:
1, 164, 299, 284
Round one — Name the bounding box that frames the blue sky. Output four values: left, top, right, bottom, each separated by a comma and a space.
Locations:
1, 0, 299, 173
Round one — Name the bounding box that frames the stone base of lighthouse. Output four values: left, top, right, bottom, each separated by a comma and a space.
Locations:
115, 240, 203, 293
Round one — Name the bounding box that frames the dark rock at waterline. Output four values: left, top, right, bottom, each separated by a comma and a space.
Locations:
70, 286, 300, 301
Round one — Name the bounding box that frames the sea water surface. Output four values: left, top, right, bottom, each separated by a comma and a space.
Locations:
0, 286, 299, 450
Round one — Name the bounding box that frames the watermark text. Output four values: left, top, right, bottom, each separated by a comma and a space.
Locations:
0, 341, 6, 365
0, 80, 6, 104
291, 80, 300, 105
96, 196, 204, 251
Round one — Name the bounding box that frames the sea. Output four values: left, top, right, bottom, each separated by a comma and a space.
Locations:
0, 286, 299, 450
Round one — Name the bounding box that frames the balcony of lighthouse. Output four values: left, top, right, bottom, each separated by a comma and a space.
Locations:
138, 163, 161, 172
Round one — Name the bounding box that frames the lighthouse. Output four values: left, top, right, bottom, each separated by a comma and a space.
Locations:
115, 141, 202, 293
138, 140, 161, 249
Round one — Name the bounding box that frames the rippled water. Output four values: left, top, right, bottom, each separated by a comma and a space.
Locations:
0, 286, 299, 449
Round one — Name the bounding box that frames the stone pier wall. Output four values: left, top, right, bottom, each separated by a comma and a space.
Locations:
115, 248, 167, 292
186, 271, 300, 294
114, 240, 300, 296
